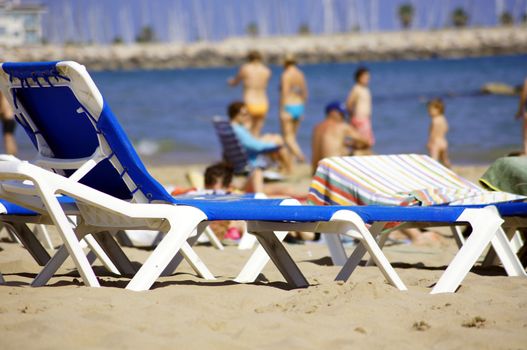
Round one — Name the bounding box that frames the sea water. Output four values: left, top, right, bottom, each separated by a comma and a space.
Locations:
14, 54, 527, 165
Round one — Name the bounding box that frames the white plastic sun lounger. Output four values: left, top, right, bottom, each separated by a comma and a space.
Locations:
0, 61, 513, 294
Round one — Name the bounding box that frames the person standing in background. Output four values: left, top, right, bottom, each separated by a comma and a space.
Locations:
279, 54, 308, 163
427, 99, 451, 168
346, 67, 374, 155
228, 50, 271, 137
516, 78, 527, 155
0, 91, 17, 155
311, 101, 370, 174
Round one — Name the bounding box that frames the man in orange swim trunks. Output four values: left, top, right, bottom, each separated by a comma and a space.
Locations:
346, 67, 374, 155
228, 50, 271, 137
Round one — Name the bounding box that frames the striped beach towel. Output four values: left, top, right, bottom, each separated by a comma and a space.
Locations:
308, 154, 525, 206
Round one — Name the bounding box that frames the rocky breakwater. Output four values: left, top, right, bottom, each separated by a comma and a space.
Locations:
2, 27, 527, 70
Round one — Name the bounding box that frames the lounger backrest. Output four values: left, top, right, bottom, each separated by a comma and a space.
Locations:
0, 61, 173, 203
212, 116, 249, 174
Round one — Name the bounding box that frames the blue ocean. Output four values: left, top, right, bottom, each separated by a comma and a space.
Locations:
14, 54, 527, 165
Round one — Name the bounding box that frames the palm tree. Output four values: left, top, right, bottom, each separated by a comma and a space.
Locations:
500, 12, 514, 26
523, 13, 527, 25
298, 23, 311, 35
246, 22, 259, 37
112, 36, 124, 45
451, 7, 469, 28
398, 3, 414, 29
135, 26, 156, 43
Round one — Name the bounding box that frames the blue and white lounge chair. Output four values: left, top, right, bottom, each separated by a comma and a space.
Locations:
0, 61, 516, 294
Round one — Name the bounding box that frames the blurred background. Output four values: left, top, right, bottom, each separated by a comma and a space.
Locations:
2, 0, 527, 165
6, 0, 527, 45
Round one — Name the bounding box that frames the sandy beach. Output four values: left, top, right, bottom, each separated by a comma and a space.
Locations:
1, 163, 526, 349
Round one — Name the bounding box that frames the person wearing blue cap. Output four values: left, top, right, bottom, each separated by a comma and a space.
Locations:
311, 101, 370, 174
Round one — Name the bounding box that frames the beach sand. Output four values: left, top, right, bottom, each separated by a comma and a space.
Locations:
1, 164, 526, 349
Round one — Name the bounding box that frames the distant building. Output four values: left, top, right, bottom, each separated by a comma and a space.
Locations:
0, 1, 45, 45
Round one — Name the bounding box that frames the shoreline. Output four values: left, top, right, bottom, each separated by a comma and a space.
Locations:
4, 27, 527, 70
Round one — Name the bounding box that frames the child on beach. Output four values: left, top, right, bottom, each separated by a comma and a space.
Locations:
204, 162, 246, 242
427, 99, 451, 168
346, 67, 374, 155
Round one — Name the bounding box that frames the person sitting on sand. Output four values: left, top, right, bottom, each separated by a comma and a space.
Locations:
204, 162, 246, 242
427, 99, 451, 168
228, 50, 271, 137
280, 54, 308, 163
228, 101, 292, 175
346, 67, 374, 155
515, 77, 527, 155
203, 162, 308, 242
311, 101, 370, 174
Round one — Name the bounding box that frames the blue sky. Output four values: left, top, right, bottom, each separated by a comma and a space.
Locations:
29, 0, 527, 44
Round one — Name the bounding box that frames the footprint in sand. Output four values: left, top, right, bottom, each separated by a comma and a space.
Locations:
462, 316, 486, 328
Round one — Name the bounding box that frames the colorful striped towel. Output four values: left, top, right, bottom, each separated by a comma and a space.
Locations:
308, 154, 525, 206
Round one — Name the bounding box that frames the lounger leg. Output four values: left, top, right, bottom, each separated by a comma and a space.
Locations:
431, 208, 504, 294
2, 222, 22, 244
34, 224, 54, 250
252, 231, 309, 288
38, 189, 99, 287
126, 208, 205, 291
482, 227, 515, 267
4, 221, 51, 266
84, 234, 124, 275
31, 237, 121, 286
451, 226, 465, 248
86, 249, 97, 265
510, 230, 524, 252
365, 222, 393, 266
178, 242, 215, 280
32, 244, 69, 287
161, 231, 197, 276
91, 232, 136, 275
335, 221, 402, 288
0, 272, 4, 284
488, 227, 526, 277
204, 226, 224, 250
235, 231, 288, 283
161, 224, 215, 279
238, 228, 257, 250
356, 228, 407, 291
323, 233, 348, 266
